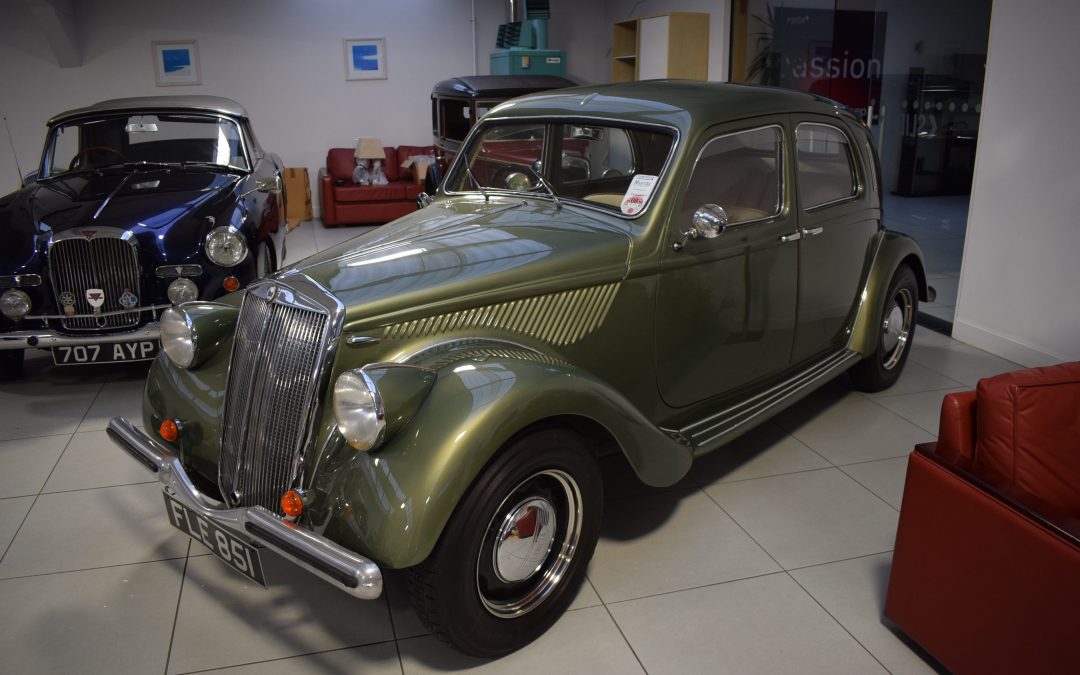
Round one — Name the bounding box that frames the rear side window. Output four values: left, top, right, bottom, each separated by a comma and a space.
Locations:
680, 125, 782, 226
795, 123, 858, 209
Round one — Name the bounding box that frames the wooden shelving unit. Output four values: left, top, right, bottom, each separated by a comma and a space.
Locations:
611, 12, 709, 83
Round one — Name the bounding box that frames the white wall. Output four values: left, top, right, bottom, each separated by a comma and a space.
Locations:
604, 0, 730, 82
0, 0, 523, 210
953, 0, 1080, 365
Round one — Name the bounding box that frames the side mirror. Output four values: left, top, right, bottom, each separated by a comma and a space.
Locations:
674, 204, 728, 251
689, 204, 728, 239
255, 174, 282, 193
417, 192, 433, 209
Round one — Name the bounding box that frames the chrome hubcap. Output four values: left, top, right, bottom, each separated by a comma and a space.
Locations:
493, 497, 557, 583
478, 469, 582, 618
881, 288, 913, 370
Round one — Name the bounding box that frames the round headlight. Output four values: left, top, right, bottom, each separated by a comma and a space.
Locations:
333, 370, 385, 451
0, 290, 31, 320
205, 226, 248, 267
167, 278, 199, 305
160, 307, 197, 368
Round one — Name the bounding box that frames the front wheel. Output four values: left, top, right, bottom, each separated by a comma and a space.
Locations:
849, 264, 918, 392
408, 428, 603, 657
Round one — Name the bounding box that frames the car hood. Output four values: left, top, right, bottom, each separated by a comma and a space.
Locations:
280, 199, 634, 330
1, 169, 241, 270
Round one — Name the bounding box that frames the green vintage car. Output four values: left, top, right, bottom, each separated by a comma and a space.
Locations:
108, 81, 931, 657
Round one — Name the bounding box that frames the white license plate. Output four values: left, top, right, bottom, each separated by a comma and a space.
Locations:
163, 493, 266, 586
52, 340, 160, 365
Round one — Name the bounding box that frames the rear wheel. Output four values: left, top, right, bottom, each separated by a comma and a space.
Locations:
0, 349, 25, 381
408, 428, 603, 657
849, 265, 918, 392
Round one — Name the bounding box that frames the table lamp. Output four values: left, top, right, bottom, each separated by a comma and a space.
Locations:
354, 137, 387, 185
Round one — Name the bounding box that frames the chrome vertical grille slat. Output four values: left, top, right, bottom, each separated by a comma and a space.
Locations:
48, 236, 142, 330
219, 284, 330, 515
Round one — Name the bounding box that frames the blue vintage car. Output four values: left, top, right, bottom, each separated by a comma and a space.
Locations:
0, 96, 287, 378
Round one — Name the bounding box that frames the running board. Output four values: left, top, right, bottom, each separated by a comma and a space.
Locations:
679, 349, 862, 454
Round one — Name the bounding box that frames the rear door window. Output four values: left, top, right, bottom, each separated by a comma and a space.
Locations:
795, 123, 858, 209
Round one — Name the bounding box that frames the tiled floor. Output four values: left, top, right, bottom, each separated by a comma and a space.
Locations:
882, 194, 969, 324
0, 220, 1019, 674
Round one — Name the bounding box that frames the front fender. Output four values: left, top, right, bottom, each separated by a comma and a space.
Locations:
309, 347, 692, 568
849, 230, 928, 357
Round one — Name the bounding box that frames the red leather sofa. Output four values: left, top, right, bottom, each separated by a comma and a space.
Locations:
318, 145, 435, 226
885, 362, 1080, 675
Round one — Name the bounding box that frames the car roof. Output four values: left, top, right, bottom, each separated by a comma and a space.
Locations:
487, 80, 857, 133
48, 95, 248, 126
432, 75, 578, 99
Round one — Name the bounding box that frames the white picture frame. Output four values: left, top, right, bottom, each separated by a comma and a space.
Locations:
344, 38, 387, 81
152, 40, 201, 87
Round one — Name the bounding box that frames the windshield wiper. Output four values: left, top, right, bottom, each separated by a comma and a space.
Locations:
179, 161, 246, 173
96, 161, 178, 173
464, 165, 490, 203
525, 165, 561, 211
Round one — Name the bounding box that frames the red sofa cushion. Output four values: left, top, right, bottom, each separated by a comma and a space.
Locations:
974, 362, 1080, 514
381, 147, 400, 182
327, 148, 355, 182
334, 184, 407, 203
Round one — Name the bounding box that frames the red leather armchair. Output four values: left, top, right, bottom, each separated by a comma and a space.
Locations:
319, 145, 435, 226
885, 362, 1080, 675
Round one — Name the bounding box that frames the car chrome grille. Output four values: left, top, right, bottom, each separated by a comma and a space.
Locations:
218, 283, 330, 515
48, 236, 142, 330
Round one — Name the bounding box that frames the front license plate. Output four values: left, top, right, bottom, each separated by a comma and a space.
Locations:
163, 493, 266, 587
52, 340, 160, 365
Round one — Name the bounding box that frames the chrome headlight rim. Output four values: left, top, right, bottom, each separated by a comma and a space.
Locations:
0, 289, 31, 320
204, 226, 249, 267
333, 369, 386, 452
160, 306, 198, 368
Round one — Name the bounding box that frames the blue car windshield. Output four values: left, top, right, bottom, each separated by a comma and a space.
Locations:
42, 113, 249, 177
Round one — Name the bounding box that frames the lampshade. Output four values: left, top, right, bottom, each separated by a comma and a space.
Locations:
355, 137, 384, 160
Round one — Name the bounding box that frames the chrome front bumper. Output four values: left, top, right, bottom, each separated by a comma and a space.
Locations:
106, 417, 383, 600
0, 323, 160, 351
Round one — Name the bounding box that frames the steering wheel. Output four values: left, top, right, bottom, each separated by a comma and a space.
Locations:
68, 146, 127, 170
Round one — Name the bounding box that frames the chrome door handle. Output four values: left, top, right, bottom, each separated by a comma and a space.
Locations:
779, 231, 801, 243
803, 227, 824, 237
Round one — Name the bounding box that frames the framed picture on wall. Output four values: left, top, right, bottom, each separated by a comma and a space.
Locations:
152, 40, 201, 86
344, 38, 387, 80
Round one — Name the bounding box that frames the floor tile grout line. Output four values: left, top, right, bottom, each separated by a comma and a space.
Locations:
163, 540, 192, 675
859, 388, 944, 436
594, 586, 650, 675
697, 482, 787, 571
783, 549, 895, 574
0, 553, 191, 582
835, 465, 904, 514
0, 428, 80, 566
786, 570, 893, 674
32, 478, 159, 498
601, 568, 791, 609
167, 638, 405, 674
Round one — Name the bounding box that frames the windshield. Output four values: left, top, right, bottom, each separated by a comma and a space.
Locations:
41, 113, 249, 177
446, 120, 676, 215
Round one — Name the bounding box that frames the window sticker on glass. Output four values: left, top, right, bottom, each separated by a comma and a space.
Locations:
620, 174, 659, 215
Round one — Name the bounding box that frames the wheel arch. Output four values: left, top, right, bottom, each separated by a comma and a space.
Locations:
849, 232, 928, 357
316, 354, 691, 568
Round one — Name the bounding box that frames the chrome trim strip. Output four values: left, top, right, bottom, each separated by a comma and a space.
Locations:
346, 335, 380, 346
106, 417, 382, 599
0, 323, 160, 350
681, 349, 862, 451
26, 303, 170, 320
